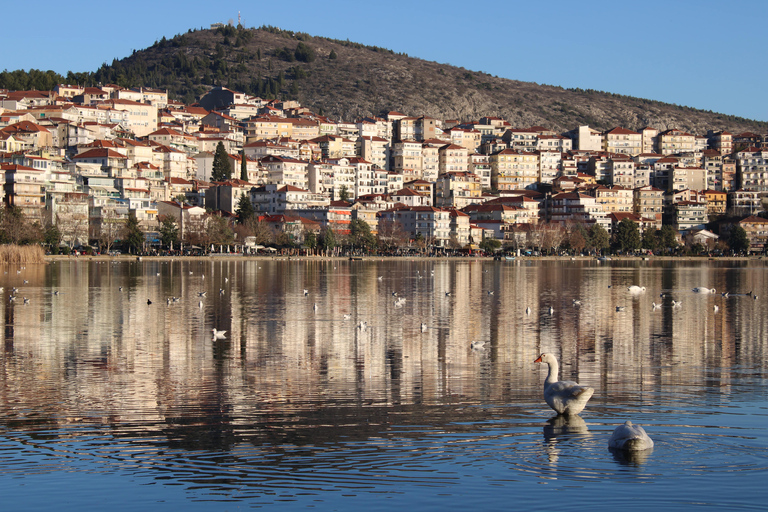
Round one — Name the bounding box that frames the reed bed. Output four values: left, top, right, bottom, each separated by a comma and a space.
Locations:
0, 245, 46, 264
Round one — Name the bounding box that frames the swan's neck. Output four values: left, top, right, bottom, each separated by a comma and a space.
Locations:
545, 360, 559, 386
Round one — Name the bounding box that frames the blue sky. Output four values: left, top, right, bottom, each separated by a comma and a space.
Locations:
4, 0, 766, 122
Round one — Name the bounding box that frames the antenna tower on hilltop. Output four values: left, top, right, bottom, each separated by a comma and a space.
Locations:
238, 11, 241, 26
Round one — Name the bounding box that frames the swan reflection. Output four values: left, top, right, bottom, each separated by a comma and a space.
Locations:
542, 414, 590, 465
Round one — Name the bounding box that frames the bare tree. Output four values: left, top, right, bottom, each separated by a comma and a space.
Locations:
377, 218, 408, 252
98, 208, 124, 253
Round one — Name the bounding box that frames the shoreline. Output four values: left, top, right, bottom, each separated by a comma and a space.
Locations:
43, 254, 763, 263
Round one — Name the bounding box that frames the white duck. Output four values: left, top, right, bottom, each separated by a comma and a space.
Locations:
534, 353, 594, 415
627, 285, 646, 294
212, 328, 226, 339
608, 421, 654, 451
692, 287, 716, 294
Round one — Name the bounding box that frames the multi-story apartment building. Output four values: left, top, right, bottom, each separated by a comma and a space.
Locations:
421, 142, 441, 182
736, 147, 768, 192
357, 136, 390, 171
261, 155, 309, 190
490, 149, 539, 190
658, 128, 695, 155
469, 153, 492, 190
308, 160, 356, 200
2, 163, 45, 217
392, 140, 423, 177
670, 167, 707, 192
537, 150, 561, 184
438, 144, 469, 174
640, 127, 659, 154
633, 185, 664, 225
434, 171, 482, 209
591, 185, 633, 214
102, 99, 157, 137
379, 206, 452, 246
609, 154, 636, 188
603, 127, 642, 156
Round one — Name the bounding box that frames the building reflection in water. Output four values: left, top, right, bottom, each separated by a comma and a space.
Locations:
0, 258, 765, 454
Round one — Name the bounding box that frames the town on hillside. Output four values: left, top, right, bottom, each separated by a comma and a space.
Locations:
1, 84, 766, 255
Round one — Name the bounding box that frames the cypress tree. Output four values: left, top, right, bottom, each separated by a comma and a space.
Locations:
240, 150, 248, 181
211, 141, 232, 182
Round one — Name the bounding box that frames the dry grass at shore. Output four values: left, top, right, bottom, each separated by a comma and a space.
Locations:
0, 245, 46, 264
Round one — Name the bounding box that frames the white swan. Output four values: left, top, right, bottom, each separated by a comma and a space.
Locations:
212, 328, 226, 339
627, 286, 646, 294
651, 302, 661, 310
470, 340, 486, 350
534, 353, 594, 415
609, 421, 654, 451
693, 287, 716, 294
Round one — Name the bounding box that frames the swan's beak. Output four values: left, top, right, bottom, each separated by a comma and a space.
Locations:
534, 355, 543, 363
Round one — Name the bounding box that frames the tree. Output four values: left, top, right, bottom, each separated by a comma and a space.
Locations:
304, 229, 318, 251
588, 223, 610, 254
0, 205, 30, 245
294, 42, 316, 63
612, 218, 641, 253
642, 228, 659, 252
728, 225, 750, 254
211, 141, 232, 182
206, 215, 234, 245
235, 194, 255, 223
568, 223, 588, 255
338, 184, 350, 202
43, 224, 62, 252
123, 211, 145, 254
377, 218, 407, 252
479, 237, 502, 253
240, 150, 248, 181
98, 208, 123, 253
159, 215, 179, 249
320, 226, 337, 252
348, 219, 377, 253
659, 225, 679, 253
328, 49, 337, 60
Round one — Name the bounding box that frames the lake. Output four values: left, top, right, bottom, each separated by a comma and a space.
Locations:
0, 257, 766, 511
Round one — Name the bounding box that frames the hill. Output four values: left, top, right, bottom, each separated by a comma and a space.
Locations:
22, 25, 768, 134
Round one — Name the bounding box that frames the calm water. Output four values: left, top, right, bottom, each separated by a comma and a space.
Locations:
0, 258, 766, 511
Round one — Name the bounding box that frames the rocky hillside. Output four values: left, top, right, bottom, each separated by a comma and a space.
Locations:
87, 25, 764, 134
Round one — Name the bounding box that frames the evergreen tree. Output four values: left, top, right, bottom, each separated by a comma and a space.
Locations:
240, 150, 248, 181
728, 225, 750, 254
123, 211, 145, 254
294, 42, 316, 63
338, 185, 350, 202
235, 194, 255, 223
642, 228, 659, 252
659, 225, 679, 253
320, 226, 336, 252
159, 216, 179, 248
348, 219, 377, 253
588, 223, 610, 255
612, 218, 641, 253
211, 141, 232, 182
329, 49, 337, 60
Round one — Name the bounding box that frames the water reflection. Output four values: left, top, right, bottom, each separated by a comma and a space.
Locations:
0, 258, 767, 509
